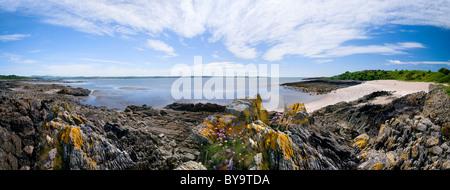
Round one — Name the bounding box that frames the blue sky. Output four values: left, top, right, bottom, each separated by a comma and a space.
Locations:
0, 0, 449, 77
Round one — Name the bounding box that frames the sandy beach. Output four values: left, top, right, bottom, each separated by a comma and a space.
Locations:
304, 80, 434, 113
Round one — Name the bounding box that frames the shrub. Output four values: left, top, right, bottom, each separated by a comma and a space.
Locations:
438, 68, 450, 75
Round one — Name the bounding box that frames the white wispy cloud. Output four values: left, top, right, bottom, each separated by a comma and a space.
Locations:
314, 59, 334, 64
387, 60, 450, 66
145, 39, 178, 57
0, 0, 448, 60
2, 53, 38, 64
315, 42, 425, 58
0, 34, 30, 42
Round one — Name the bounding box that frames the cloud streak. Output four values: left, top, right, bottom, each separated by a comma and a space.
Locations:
145, 39, 178, 57
0, 34, 30, 42
0, 0, 448, 60
387, 60, 450, 66
2, 53, 38, 64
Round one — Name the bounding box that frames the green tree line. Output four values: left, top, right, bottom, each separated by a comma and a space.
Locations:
331, 68, 450, 83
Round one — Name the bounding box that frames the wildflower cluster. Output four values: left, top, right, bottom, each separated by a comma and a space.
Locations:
272, 112, 283, 122
201, 122, 256, 170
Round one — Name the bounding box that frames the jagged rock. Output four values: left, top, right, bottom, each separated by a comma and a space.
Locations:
312, 90, 428, 140
194, 95, 354, 170
104, 122, 129, 139
353, 133, 369, 151
42, 148, 57, 170
249, 153, 263, 170
225, 94, 269, 125
57, 87, 90, 96
175, 161, 206, 170
165, 102, 225, 112
281, 78, 362, 95
429, 146, 443, 155
414, 123, 428, 132
23, 145, 34, 155
354, 85, 450, 170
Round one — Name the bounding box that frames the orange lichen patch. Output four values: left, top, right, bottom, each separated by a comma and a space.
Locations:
81, 151, 97, 169
263, 130, 294, 160
196, 121, 218, 143
61, 103, 71, 113
246, 123, 268, 134
277, 133, 294, 160
278, 103, 309, 128
292, 117, 308, 124
285, 103, 300, 115
252, 94, 270, 125
51, 105, 59, 117
370, 163, 383, 170
59, 125, 84, 150
400, 148, 410, 160
285, 103, 307, 115
48, 121, 65, 129
361, 152, 367, 159
353, 133, 369, 151
386, 152, 399, 165
264, 130, 279, 152
379, 124, 386, 134
72, 115, 84, 125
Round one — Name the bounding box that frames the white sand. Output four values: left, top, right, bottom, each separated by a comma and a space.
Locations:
304, 80, 433, 113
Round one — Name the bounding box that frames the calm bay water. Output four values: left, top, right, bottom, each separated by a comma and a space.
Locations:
52, 77, 324, 111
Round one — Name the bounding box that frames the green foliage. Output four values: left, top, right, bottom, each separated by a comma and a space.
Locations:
438, 68, 450, 75
331, 68, 450, 84
331, 68, 450, 95
0, 75, 32, 80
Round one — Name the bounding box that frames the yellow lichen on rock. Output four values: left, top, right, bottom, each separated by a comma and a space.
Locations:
277, 133, 294, 160
264, 130, 279, 153
278, 103, 309, 128
353, 133, 369, 151
369, 163, 383, 170
60, 125, 84, 150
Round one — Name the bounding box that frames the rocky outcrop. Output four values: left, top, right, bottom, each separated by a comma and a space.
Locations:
38, 103, 135, 170
312, 90, 427, 144
0, 81, 209, 170
190, 96, 355, 170
57, 87, 91, 96
165, 102, 225, 112
225, 94, 270, 125
352, 84, 450, 170
281, 78, 362, 95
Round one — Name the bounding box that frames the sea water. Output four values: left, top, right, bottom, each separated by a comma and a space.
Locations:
47, 77, 324, 111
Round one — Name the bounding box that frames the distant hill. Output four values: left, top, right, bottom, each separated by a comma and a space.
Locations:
0, 75, 33, 80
